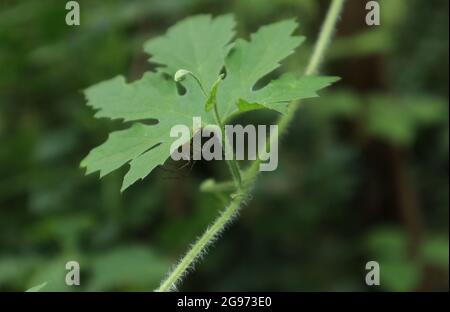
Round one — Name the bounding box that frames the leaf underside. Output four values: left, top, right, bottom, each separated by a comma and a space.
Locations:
81, 14, 339, 191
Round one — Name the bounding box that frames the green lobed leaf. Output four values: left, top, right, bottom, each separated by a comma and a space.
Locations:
236, 74, 340, 114
144, 14, 236, 91
218, 19, 303, 117
81, 15, 338, 191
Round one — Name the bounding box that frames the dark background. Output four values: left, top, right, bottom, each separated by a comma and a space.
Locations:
0, 0, 448, 291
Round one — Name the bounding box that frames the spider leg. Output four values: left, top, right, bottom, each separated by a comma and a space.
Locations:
178, 160, 191, 170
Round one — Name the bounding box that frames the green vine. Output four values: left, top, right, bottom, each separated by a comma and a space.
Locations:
156, 0, 346, 292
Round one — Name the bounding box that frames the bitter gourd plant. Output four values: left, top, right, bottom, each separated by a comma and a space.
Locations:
81, 0, 345, 291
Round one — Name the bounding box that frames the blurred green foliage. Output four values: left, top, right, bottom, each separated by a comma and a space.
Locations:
0, 0, 448, 291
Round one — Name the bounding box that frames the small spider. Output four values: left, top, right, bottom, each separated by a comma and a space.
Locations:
160, 139, 201, 180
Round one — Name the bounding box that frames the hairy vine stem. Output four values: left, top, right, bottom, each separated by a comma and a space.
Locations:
156, 0, 346, 292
